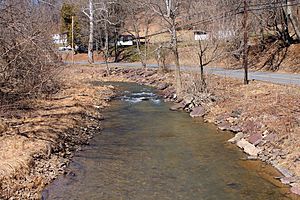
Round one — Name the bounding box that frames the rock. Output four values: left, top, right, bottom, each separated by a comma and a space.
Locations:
248, 133, 263, 146
236, 139, 261, 156
157, 83, 169, 90
228, 132, 244, 143
218, 121, 232, 131
227, 117, 237, 124
143, 71, 156, 77
190, 106, 206, 118
0, 120, 7, 135
263, 133, 277, 142
247, 155, 258, 160
280, 177, 298, 185
170, 103, 185, 111
274, 164, 294, 178
183, 94, 194, 105
291, 184, 300, 195
242, 120, 262, 134
231, 109, 242, 118
262, 130, 269, 137
228, 125, 242, 133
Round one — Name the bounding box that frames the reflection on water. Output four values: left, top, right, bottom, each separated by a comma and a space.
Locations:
42, 82, 292, 200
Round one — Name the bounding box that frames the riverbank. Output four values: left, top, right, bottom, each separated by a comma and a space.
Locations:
0, 66, 115, 199
104, 66, 300, 197
1, 64, 299, 198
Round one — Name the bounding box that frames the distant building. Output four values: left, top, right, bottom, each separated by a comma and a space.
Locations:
117, 35, 145, 46
194, 31, 209, 41
193, 29, 236, 41
52, 33, 68, 46
218, 30, 235, 39
117, 35, 134, 46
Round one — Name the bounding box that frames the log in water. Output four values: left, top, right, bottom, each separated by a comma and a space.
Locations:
43, 82, 292, 200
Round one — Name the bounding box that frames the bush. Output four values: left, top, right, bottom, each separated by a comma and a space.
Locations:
0, 1, 61, 105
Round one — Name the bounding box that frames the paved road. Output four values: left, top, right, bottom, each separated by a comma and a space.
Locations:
67, 61, 300, 86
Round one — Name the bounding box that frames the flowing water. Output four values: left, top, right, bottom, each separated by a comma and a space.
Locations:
43, 82, 292, 200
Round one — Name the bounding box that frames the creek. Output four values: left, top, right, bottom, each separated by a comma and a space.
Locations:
42, 82, 291, 200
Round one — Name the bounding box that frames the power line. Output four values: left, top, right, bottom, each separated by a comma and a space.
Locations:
147, 1, 300, 38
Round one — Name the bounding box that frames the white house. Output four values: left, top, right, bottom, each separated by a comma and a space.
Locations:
52, 33, 68, 46
194, 31, 209, 41
218, 30, 235, 39
117, 35, 146, 47
117, 35, 134, 46
193, 29, 236, 41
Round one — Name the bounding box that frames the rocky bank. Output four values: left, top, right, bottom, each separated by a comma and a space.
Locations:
104, 66, 300, 197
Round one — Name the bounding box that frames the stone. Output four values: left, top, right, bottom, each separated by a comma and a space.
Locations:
183, 94, 194, 105
291, 184, 300, 195
280, 177, 297, 185
227, 117, 237, 124
190, 106, 206, 118
247, 156, 258, 160
228, 125, 242, 133
170, 103, 185, 111
157, 83, 169, 90
262, 130, 269, 137
218, 121, 232, 131
274, 165, 294, 178
231, 109, 242, 118
263, 133, 277, 142
228, 132, 244, 144
248, 133, 263, 146
236, 139, 261, 156
0, 120, 7, 135
143, 71, 156, 77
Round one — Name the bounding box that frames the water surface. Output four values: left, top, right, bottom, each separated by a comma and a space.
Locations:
43, 82, 291, 200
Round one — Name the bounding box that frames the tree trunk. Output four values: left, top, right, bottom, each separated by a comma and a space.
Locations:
104, 21, 110, 75
171, 19, 182, 95
243, 0, 249, 85
197, 41, 206, 89
114, 28, 118, 63
88, 0, 94, 64
286, 0, 300, 41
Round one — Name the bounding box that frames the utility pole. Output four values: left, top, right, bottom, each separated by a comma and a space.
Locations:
71, 16, 74, 65
243, 0, 249, 85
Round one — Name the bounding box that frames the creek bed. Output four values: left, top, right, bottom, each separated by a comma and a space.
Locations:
42, 82, 292, 200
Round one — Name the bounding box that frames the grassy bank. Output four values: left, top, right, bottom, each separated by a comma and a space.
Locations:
0, 65, 115, 199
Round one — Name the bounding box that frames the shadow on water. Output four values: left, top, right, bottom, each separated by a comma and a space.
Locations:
42, 82, 295, 200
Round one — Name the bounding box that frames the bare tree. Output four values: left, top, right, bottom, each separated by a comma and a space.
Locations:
147, 0, 185, 95
82, 0, 95, 64
123, 0, 154, 69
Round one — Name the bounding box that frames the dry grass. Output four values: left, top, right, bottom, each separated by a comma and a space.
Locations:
197, 74, 300, 176
0, 65, 115, 199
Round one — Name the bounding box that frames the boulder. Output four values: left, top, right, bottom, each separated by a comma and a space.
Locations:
143, 71, 156, 77
183, 94, 194, 106
280, 177, 298, 185
157, 83, 169, 90
274, 165, 294, 178
230, 109, 242, 118
170, 103, 185, 111
190, 106, 206, 118
228, 125, 242, 133
228, 132, 244, 144
248, 133, 263, 146
237, 139, 261, 156
218, 121, 232, 131
291, 183, 300, 195
263, 133, 277, 142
